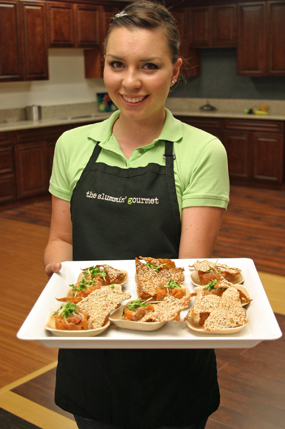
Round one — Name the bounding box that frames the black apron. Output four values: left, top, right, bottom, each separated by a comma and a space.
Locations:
55, 141, 220, 428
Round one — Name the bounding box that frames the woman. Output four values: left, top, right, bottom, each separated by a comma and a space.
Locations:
44, 1, 229, 428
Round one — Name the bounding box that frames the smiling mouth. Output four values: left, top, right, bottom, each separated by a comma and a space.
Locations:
122, 95, 148, 103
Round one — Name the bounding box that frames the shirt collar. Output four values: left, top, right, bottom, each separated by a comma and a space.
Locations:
87, 108, 183, 145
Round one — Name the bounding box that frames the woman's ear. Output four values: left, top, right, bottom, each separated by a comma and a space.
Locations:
173, 57, 183, 81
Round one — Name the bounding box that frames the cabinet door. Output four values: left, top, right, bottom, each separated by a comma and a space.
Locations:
212, 5, 237, 47
0, 1, 23, 81
268, 1, 285, 75
224, 132, 252, 181
75, 4, 100, 48
0, 132, 16, 203
21, 1, 49, 80
252, 133, 283, 183
172, 8, 200, 76
15, 141, 47, 198
47, 2, 75, 47
84, 5, 113, 78
189, 7, 211, 48
237, 2, 267, 76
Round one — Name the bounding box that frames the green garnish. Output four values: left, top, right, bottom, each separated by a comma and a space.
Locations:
125, 299, 148, 311
83, 266, 106, 279
109, 284, 114, 289
146, 262, 164, 273
70, 278, 93, 292
53, 302, 77, 319
160, 279, 181, 289
205, 279, 218, 291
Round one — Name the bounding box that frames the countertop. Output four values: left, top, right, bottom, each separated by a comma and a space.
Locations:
0, 113, 111, 132
0, 106, 285, 132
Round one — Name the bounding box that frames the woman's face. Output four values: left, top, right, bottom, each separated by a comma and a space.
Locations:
104, 27, 181, 123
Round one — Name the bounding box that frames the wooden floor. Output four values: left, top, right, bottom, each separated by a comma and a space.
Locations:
0, 185, 284, 429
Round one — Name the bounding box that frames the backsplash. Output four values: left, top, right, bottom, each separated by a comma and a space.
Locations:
170, 48, 285, 100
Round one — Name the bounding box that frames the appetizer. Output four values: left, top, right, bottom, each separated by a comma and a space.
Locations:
185, 286, 248, 332
189, 260, 243, 285
135, 256, 185, 300
52, 302, 90, 330
202, 277, 252, 306
49, 289, 131, 332
123, 299, 156, 321
77, 288, 131, 329
139, 295, 191, 323
156, 279, 186, 301
57, 264, 128, 303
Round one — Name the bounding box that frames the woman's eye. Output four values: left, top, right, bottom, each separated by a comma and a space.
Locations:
110, 61, 124, 69
143, 63, 158, 70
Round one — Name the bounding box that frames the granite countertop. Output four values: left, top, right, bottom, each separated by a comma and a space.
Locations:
1, 98, 285, 132
170, 109, 285, 121
0, 113, 111, 132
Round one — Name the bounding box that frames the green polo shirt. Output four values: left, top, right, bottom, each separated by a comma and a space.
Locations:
49, 108, 229, 214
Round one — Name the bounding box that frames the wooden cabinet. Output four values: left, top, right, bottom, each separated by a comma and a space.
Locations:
172, 8, 200, 76
175, 115, 285, 189
47, 2, 101, 48
0, 1, 22, 81
84, 4, 118, 78
188, 4, 237, 48
224, 119, 284, 186
0, 132, 17, 203
237, 1, 285, 76
14, 124, 75, 199
20, 1, 49, 80
0, 0, 48, 81
268, 1, 285, 75
47, 2, 75, 47
0, 120, 102, 206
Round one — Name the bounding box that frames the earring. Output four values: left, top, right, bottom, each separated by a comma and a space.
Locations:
171, 79, 175, 84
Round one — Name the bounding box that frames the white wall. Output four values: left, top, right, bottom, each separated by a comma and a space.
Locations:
0, 49, 107, 109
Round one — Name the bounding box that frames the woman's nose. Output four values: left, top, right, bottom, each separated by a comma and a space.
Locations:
122, 69, 142, 89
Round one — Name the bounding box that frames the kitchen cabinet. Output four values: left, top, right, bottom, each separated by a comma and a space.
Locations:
172, 7, 200, 77
237, 1, 285, 76
224, 119, 284, 187
47, 2, 75, 47
84, 4, 118, 78
175, 115, 285, 189
0, 0, 48, 82
188, 4, 237, 48
20, 1, 49, 80
0, 1, 22, 81
0, 132, 16, 203
47, 2, 101, 48
0, 120, 102, 207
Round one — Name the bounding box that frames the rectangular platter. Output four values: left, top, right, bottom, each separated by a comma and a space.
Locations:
17, 258, 282, 349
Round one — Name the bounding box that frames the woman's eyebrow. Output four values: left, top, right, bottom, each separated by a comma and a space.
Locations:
106, 54, 162, 62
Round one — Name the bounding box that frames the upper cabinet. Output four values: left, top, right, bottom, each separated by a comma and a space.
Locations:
237, 1, 285, 76
21, 1, 49, 80
188, 4, 237, 48
0, 0, 48, 81
172, 7, 201, 76
47, 2, 101, 48
0, 1, 22, 80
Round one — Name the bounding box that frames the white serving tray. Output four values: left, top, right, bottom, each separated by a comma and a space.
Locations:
17, 258, 282, 349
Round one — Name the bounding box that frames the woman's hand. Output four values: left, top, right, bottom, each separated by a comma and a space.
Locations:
45, 262, 62, 278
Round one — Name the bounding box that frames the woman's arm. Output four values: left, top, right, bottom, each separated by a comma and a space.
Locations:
178, 206, 225, 259
44, 195, 73, 277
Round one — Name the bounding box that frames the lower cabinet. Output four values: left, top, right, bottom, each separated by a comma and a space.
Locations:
0, 121, 95, 206
176, 116, 285, 189
0, 132, 17, 203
